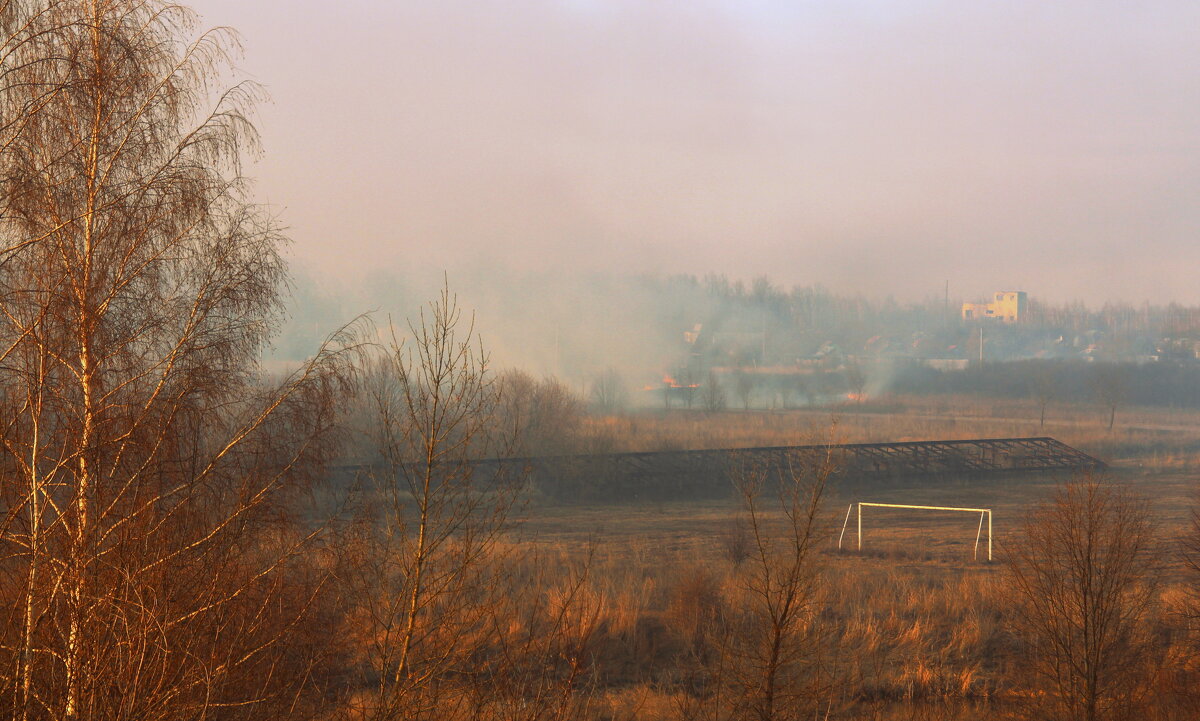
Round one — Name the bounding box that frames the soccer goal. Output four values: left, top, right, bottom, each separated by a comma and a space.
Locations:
838, 502, 993, 561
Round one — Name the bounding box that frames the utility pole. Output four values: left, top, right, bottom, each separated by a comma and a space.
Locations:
944, 280, 949, 330
979, 326, 984, 365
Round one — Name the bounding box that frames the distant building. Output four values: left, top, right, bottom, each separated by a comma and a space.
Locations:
923, 358, 970, 371
962, 291, 1027, 323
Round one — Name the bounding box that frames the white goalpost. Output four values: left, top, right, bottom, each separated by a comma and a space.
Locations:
838, 502, 993, 561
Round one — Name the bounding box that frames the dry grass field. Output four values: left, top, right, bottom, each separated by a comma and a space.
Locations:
501, 401, 1200, 720
581, 393, 1200, 465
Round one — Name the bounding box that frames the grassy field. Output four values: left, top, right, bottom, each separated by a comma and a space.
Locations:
522, 470, 1195, 560
503, 402, 1200, 719
583, 393, 1200, 453
551, 396, 1200, 570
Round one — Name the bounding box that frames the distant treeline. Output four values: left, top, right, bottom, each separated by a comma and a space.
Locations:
656, 273, 1200, 337
891, 359, 1200, 408
280, 271, 1200, 371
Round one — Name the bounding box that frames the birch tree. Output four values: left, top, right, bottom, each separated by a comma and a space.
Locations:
0, 2, 353, 719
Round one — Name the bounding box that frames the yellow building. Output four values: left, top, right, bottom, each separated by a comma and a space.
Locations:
962, 291, 1027, 323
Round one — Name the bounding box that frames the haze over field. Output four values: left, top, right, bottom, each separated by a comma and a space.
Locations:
191, 0, 1200, 312
7, 4, 1200, 719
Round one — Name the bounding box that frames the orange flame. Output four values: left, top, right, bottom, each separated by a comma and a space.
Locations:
661, 373, 699, 389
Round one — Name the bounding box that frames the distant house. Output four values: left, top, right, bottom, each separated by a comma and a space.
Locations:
923, 358, 970, 371
962, 291, 1027, 323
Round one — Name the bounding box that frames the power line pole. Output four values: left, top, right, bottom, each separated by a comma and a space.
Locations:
944, 280, 949, 330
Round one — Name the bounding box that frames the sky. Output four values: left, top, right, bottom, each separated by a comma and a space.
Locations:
189, 0, 1200, 306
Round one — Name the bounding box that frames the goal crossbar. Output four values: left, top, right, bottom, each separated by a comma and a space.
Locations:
838, 502, 993, 561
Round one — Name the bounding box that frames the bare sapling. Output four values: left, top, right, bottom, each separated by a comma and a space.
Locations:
1005, 475, 1161, 721
344, 284, 523, 720
705, 434, 842, 721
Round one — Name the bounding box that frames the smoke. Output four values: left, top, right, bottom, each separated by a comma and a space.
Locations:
273, 264, 712, 397
270, 262, 947, 405
200, 0, 1200, 401
191, 0, 1200, 306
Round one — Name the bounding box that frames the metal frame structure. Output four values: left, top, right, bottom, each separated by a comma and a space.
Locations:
337, 436, 1104, 501
838, 502, 993, 561
470, 436, 1103, 486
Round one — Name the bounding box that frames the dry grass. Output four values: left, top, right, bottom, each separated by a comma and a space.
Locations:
497, 403, 1200, 719
333, 406, 1200, 720
499, 487, 1200, 718
582, 395, 1200, 469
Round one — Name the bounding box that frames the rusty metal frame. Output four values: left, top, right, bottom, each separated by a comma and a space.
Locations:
340, 437, 1105, 498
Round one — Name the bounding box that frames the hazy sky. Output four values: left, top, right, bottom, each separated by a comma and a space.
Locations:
191, 0, 1200, 305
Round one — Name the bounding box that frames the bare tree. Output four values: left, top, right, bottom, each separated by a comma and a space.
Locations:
0, 2, 75, 165
734, 369, 755, 411
345, 286, 522, 720
1091, 364, 1129, 431
0, 2, 355, 719
1033, 363, 1057, 429
713, 440, 840, 721
700, 370, 726, 413
718, 514, 752, 567
588, 367, 628, 416
496, 369, 583, 456
1005, 477, 1160, 721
